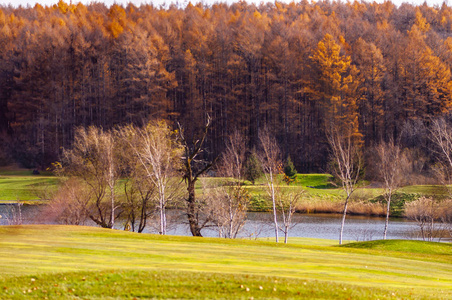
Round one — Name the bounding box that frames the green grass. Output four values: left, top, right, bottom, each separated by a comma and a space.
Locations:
341, 239, 452, 264
296, 173, 336, 188
0, 176, 60, 202
0, 269, 420, 299
0, 166, 54, 176
0, 166, 60, 202
400, 185, 449, 197
209, 174, 345, 211
243, 173, 335, 188
344, 239, 452, 254
0, 225, 451, 299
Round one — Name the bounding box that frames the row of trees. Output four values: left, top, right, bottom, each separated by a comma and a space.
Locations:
49, 120, 304, 243
2, 1, 452, 171
49, 113, 452, 244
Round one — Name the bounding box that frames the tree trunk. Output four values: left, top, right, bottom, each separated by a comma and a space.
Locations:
271, 180, 279, 243
229, 205, 234, 239
92, 198, 110, 228
159, 183, 167, 235
138, 197, 147, 233
159, 200, 165, 235
110, 187, 115, 229
383, 194, 391, 240
90, 215, 110, 228
187, 181, 202, 237
161, 203, 167, 235
339, 196, 349, 245
284, 225, 289, 244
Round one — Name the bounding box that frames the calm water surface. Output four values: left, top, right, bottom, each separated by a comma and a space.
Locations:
0, 205, 423, 241
167, 212, 421, 241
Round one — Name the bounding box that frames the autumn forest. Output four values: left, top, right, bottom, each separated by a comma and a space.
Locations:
1, 0, 452, 172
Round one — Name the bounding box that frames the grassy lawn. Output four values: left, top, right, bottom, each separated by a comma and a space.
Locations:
400, 185, 449, 197
0, 176, 60, 202
0, 225, 450, 299
0, 166, 60, 202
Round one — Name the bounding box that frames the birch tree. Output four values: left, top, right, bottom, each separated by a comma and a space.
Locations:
118, 131, 157, 233
327, 124, 363, 245
374, 139, 408, 239
257, 128, 282, 243
277, 189, 303, 244
430, 117, 452, 195
120, 122, 182, 235
212, 130, 249, 238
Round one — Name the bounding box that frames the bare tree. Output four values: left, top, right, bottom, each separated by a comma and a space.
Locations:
405, 197, 451, 241
119, 137, 157, 233
178, 117, 215, 237
220, 131, 246, 180
122, 174, 156, 232
45, 178, 91, 225
211, 130, 249, 238
61, 127, 121, 229
277, 189, 303, 244
257, 128, 282, 243
119, 122, 182, 235
430, 117, 452, 194
374, 139, 408, 239
203, 182, 248, 238
4, 201, 23, 225
327, 125, 363, 245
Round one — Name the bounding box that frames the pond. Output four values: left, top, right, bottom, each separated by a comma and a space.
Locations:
0, 204, 427, 242
167, 212, 424, 241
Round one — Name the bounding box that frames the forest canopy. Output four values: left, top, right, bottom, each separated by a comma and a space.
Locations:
0, 0, 452, 172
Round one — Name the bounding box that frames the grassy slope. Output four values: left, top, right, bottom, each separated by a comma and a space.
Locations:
0, 167, 59, 202
0, 226, 451, 299
0, 176, 60, 202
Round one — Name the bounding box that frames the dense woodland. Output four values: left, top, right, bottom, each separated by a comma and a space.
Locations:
1, 0, 452, 171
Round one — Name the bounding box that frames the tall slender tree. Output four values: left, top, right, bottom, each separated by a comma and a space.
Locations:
257, 127, 282, 243
374, 139, 408, 239
327, 123, 363, 245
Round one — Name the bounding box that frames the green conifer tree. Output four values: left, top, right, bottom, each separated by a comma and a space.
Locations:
244, 152, 263, 185
283, 156, 297, 184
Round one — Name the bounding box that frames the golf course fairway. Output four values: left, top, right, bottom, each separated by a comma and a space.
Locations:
0, 225, 450, 299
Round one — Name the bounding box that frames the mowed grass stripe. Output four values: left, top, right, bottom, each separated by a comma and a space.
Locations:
0, 225, 451, 299
1, 269, 437, 300
0, 176, 60, 201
